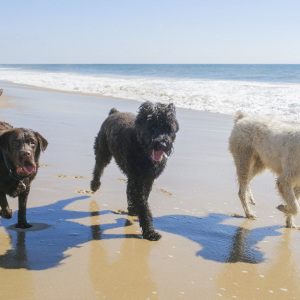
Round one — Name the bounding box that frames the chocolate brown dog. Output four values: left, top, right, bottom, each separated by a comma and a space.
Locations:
0, 121, 48, 228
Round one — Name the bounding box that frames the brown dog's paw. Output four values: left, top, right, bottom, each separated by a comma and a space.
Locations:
16, 221, 32, 229
0, 208, 13, 219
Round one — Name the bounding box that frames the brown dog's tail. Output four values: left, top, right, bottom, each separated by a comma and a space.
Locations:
234, 110, 247, 123
109, 108, 119, 116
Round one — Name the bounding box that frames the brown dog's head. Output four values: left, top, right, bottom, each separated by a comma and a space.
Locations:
0, 128, 48, 177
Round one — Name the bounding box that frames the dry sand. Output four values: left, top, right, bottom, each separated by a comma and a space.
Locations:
0, 82, 300, 299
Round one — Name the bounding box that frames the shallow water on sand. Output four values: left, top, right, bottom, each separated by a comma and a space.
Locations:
0, 82, 300, 299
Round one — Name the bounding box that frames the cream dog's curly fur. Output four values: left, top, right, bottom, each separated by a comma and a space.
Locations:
229, 111, 300, 228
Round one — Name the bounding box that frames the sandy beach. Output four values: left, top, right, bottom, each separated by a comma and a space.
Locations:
0, 81, 300, 299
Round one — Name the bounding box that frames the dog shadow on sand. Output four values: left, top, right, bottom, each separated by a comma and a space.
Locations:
0, 196, 137, 271
154, 213, 282, 264
0, 197, 282, 270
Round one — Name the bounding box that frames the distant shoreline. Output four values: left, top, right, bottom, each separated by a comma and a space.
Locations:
1, 64, 300, 122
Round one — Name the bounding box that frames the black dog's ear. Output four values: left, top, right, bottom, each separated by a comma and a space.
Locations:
167, 103, 176, 117
168, 103, 176, 114
136, 101, 155, 127
167, 103, 179, 132
175, 120, 180, 133
35, 132, 48, 152
139, 101, 155, 115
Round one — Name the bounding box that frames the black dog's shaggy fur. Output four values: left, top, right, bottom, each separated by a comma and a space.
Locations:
91, 101, 179, 241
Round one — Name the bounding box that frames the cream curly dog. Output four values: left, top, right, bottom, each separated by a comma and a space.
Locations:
229, 111, 300, 228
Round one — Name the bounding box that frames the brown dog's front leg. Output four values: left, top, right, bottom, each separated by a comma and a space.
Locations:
0, 192, 13, 219
16, 188, 32, 228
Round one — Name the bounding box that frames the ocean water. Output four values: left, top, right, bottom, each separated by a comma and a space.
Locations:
0, 64, 300, 121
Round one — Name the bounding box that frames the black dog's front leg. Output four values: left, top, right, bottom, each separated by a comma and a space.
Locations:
17, 188, 32, 228
126, 179, 138, 216
127, 179, 161, 241
0, 192, 13, 219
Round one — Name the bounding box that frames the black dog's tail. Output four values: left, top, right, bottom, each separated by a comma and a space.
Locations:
109, 108, 119, 116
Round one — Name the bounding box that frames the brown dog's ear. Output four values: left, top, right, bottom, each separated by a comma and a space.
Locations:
34, 132, 48, 161
0, 130, 12, 153
35, 132, 48, 152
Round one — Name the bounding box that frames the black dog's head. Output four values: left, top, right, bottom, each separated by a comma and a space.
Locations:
135, 101, 179, 162
0, 128, 48, 178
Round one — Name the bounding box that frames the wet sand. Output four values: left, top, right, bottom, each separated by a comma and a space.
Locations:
0, 93, 16, 108
0, 82, 300, 299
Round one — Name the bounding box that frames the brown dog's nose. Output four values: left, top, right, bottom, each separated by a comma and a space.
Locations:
20, 151, 31, 158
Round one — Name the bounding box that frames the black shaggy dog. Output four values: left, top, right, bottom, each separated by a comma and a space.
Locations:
91, 101, 179, 241
0, 122, 48, 228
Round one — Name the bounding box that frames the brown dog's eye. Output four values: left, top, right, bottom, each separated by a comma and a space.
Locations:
14, 141, 20, 147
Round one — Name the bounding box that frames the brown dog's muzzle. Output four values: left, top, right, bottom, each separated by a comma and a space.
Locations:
16, 150, 36, 176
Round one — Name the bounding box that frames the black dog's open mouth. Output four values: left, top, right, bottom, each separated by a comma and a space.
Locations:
16, 160, 36, 176
152, 150, 168, 162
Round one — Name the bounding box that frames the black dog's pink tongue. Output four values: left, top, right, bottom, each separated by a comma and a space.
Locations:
152, 150, 164, 162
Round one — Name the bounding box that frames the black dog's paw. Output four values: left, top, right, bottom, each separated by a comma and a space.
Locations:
143, 230, 162, 241
90, 180, 101, 192
0, 208, 13, 219
127, 206, 138, 216
16, 221, 32, 229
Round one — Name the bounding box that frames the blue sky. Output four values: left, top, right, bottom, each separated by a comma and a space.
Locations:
1, 0, 300, 64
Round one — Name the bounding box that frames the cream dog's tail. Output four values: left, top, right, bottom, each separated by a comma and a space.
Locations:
234, 110, 247, 123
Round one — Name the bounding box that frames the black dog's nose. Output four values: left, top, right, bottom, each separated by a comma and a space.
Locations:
153, 140, 167, 150
160, 141, 167, 148
20, 151, 31, 158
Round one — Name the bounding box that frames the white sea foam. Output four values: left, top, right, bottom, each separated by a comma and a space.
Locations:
1, 68, 300, 121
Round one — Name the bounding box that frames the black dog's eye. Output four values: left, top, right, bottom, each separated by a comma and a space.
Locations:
14, 141, 20, 147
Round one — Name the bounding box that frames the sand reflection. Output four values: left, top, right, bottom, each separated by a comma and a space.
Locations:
0, 229, 34, 299
217, 223, 300, 298
154, 213, 281, 263
0, 196, 95, 271
88, 200, 158, 299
